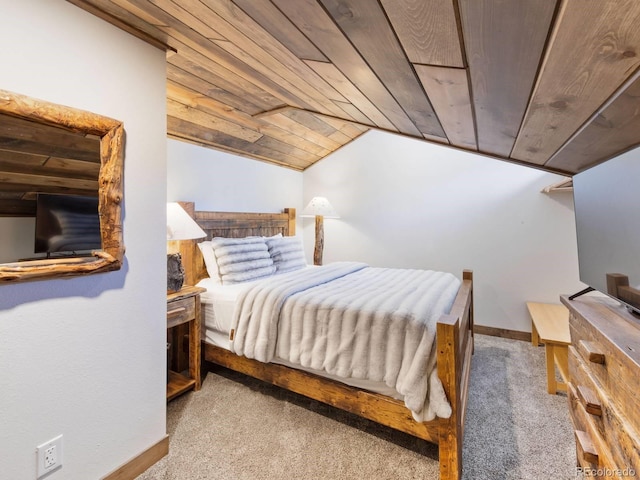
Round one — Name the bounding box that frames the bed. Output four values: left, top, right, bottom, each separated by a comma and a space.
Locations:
176, 202, 474, 480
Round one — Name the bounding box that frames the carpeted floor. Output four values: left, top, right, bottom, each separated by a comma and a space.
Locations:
137, 334, 575, 479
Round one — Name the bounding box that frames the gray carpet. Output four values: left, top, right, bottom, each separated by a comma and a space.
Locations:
137, 335, 575, 479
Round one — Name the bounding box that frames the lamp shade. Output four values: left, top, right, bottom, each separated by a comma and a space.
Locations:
301, 196, 340, 218
166, 202, 206, 241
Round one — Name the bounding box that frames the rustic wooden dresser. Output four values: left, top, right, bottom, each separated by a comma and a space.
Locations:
561, 295, 640, 478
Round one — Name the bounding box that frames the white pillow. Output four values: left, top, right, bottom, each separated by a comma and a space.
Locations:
266, 236, 307, 273
209, 237, 276, 285
197, 241, 221, 284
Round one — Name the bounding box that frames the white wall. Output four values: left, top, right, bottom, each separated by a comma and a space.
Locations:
0, 2, 167, 479
167, 139, 303, 226
0, 218, 34, 263
303, 130, 585, 332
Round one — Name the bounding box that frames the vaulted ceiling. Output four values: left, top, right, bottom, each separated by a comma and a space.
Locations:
64, 0, 640, 175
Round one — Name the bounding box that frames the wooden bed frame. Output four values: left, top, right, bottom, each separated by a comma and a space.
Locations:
177, 202, 474, 480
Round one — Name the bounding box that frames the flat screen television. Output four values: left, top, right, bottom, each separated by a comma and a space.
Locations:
34, 193, 102, 256
572, 150, 640, 315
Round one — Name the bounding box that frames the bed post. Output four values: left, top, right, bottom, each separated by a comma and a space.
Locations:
284, 208, 296, 236
437, 314, 462, 480
436, 270, 474, 480
464, 270, 474, 353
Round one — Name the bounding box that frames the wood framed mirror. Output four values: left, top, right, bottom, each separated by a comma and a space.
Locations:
0, 89, 124, 283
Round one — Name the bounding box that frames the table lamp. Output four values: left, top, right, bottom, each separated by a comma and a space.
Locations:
166, 202, 206, 292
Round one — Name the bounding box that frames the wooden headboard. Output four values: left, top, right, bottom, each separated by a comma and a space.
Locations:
176, 202, 296, 286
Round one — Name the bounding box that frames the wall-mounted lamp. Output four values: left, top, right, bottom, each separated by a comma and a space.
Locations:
301, 196, 339, 266
166, 202, 206, 292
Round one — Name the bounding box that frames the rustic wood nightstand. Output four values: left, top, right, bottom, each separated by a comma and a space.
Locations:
167, 285, 205, 401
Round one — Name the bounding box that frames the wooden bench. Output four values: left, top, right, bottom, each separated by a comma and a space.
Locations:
526, 302, 571, 394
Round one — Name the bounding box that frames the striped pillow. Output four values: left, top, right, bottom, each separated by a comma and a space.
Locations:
209, 237, 276, 285
266, 236, 307, 273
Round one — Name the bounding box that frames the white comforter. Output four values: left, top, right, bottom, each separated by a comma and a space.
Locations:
230, 262, 461, 421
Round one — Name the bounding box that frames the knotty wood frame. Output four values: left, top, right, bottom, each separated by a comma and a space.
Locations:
180, 203, 474, 480
0, 89, 124, 283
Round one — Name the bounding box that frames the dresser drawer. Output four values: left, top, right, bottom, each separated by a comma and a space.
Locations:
569, 311, 640, 426
167, 296, 196, 328
568, 346, 640, 473
567, 381, 616, 471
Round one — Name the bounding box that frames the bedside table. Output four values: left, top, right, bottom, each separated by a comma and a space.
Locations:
167, 285, 206, 401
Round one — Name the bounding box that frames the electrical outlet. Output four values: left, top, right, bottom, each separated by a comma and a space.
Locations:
36, 435, 63, 478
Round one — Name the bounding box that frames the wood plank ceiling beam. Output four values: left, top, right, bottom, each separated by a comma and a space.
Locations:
512, 0, 640, 164
458, 0, 558, 158
546, 68, 640, 173
60, 0, 640, 175
319, 0, 445, 139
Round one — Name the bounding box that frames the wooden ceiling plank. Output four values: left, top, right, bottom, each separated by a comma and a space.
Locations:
167, 63, 265, 114
254, 135, 324, 164
167, 82, 260, 127
311, 110, 361, 133
161, 0, 351, 117
167, 116, 311, 170
303, 110, 369, 142
0, 199, 36, 217
231, 0, 328, 62
0, 150, 48, 168
282, 110, 337, 137
459, 0, 557, 158
157, 10, 316, 112
256, 128, 331, 158
272, 0, 419, 136
327, 130, 352, 145
422, 132, 450, 145
168, 48, 282, 112
161, 2, 317, 112
111, 0, 317, 112
265, 114, 343, 152
108, 0, 174, 27
167, 98, 263, 143
212, 38, 334, 113
380, 0, 464, 67
546, 70, 640, 173
511, 0, 640, 164
340, 122, 370, 139
0, 192, 23, 200
331, 101, 373, 126
167, 82, 333, 157
415, 65, 476, 150
304, 60, 394, 130
0, 157, 99, 181
0, 137, 99, 164
202, 0, 349, 106
166, 132, 304, 170
152, 0, 226, 41
0, 182, 97, 197
0, 171, 98, 191
67, 0, 173, 51
292, 111, 349, 140
42, 158, 101, 179
319, 0, 444, 138
0, 114, 101, 162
